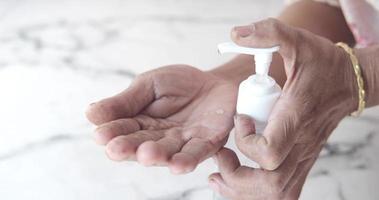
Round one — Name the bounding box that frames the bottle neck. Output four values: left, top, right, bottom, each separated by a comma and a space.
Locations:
246, 74, 279, 95
253, 74, 271, 83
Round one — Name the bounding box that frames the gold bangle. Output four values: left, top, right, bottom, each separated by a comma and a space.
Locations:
336, 42, 366, 117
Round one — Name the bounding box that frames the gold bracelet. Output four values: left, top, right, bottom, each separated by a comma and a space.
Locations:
336, 42, 366, 117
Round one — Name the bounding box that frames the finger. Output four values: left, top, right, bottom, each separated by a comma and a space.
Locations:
261, 145, 301, 194
234, 114, 256, 137
234, 114, 268, 160
235, 98, 299, 170
260, 98, 299, 170
211, 148, 252, 199
217, 147, 300, 197
230, 18, 297, 61
94, 118, 141, 145
86, 75, 155, 125
214, 148, 256, 193
169, 138, 216, 174
208, 173, 236, 200
215, 147, 241, 175
105, 130, 164, 161
136, 128, 185, 166
142, 97, 189, 118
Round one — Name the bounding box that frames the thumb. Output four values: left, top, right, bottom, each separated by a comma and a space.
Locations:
214, 147, 241, 175
231, 18, 300, 170
86, 74, 154, 125
235, 98, 299, 170
231, 18, 297, 66
208, 148, 241, 199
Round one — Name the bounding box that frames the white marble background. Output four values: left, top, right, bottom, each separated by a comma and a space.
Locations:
0, 0, 378, 199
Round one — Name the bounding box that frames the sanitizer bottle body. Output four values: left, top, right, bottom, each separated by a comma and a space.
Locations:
237, 74, 282, 134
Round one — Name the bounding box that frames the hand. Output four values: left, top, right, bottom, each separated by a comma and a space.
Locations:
209, 18, 357, 199
86, 65, 238, 174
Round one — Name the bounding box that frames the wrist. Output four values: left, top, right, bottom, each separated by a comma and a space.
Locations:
336, 45, 360, 116
354, 46, 379, 108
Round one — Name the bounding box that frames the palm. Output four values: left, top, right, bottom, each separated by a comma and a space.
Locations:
86, 65, 238, 174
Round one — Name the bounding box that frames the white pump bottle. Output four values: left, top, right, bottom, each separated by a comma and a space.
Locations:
217, 42, 282, 167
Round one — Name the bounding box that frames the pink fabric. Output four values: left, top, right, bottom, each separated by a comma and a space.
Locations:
339, 0, 379, 47
286, 0, 379, 47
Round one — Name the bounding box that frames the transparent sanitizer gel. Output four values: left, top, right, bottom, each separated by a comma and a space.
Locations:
213, 42, 282, 200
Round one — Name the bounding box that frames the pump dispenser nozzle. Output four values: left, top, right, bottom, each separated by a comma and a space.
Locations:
217, 42, 279, 76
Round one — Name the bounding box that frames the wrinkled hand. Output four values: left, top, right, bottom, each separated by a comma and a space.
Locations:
209, 18, 357, 199
86, 65, 238, 174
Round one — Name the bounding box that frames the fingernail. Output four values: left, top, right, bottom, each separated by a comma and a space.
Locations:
209, 179, 220, 193
233, 25, 254, 37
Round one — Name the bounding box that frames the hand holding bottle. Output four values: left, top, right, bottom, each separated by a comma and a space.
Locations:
209, 18, 358, 199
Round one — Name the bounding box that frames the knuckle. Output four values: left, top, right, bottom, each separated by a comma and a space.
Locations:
235, 137, 255, 159
253, 17, 281, 34
265, 18, 281, 31
261, 147, 283, 170
234, 133, 245, 147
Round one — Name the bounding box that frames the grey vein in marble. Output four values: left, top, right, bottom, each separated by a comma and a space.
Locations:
0, 134, 89, 162
147, 186, 209, 200
0, 1, 378, 199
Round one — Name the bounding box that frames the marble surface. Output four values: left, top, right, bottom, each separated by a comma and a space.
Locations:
0, 0, 378, 199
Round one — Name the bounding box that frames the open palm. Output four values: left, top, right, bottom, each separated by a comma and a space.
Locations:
86, 65, 238, 174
